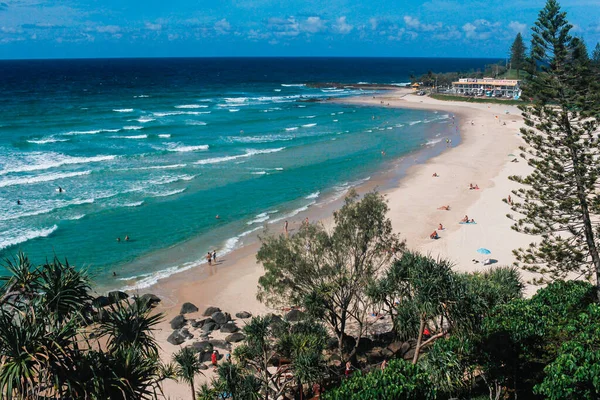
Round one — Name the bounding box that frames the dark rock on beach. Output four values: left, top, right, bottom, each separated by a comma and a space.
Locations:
167, 328, 193, 345
92, 296, 111, 308
191, 318, 212, 328
190, 341, 213, 353
225, 333, 246, 343
235, 311, 252, 319
209, 339, 231, 350
170, 314, 187, 330
139, 293, 161, 307
220, 322, 238, 333
211, 311, 229, 325
202, 322, 217, 332
180, 302, 199, 314
108, 291, 129, 302
203, 306, 221, 316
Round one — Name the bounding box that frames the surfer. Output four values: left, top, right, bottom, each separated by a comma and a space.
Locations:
17, 200, 21, 205
125, 235, 130, 241
58, 186, 63, 193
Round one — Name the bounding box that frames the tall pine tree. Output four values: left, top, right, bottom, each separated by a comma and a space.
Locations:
510, 32, 526, 78
508, 0, 600, 299
592, 42, 600, 67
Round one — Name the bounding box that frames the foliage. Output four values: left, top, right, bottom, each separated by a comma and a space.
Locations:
535, 304, 600, 399
593, 42, 600, 66
507, 0, 600, 295
477, 280, 596, 399
0, 253, 172, 399
422, 336, 476, 397
510, 33, 527, 77
173, 346, 204, 400
321, 359, 435, 400
257, 190, 404, 361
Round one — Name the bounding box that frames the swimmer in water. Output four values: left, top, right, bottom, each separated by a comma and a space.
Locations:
125, 235, 129, 241
17, 200, 21, 205
215, 215, 220, 219
58, 186, 63, 193
116, 237, 121, 242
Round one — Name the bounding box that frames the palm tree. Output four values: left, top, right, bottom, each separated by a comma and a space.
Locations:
173, 346, 203, 399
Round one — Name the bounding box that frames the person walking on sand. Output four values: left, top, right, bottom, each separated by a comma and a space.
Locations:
207, 252, 212, 266
211, 350, 218, 369
284, 220, 288, 237
508, 195, 512, 205
212, 250, 217, 263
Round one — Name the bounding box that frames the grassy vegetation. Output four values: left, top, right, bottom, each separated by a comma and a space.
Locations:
429, 93, 524, 105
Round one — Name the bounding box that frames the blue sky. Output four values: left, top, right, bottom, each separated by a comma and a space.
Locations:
0, 0, 599, 59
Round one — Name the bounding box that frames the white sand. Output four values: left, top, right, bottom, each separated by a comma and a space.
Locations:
150, 90, 539, 398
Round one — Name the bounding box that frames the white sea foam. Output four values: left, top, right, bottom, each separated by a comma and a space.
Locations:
227, 134, 293, 144
281, 83, 306, 87
247, 212, 270, 225
333, 119, 339, 122
229, 109, 240, 112
274, 89, 281, 92
300, 115, 316, 119
185, 121, 207, 126
134, 95, 150, 98
136, 117, 156, 123
158, 134, 171, 138
224, 97, 249, 103
0, 225, 58, 250
302, 123, 317, 128
27, 137, 69, 144
153, 188, 187, 198
285, 127, 299, 131
270, 201, 316, 223
0, 170, 91, 188
305, 191, 320, 199
409, 120, 422, 126
252, 171, 267, 175
175, 104, 208, 109
111, 134, 148, 140
66, 214, 85, 220
0, 153, 116, 175
154, 111, 210, 117
165, 143, 209, 153
425, 138, 443, 146
63, 129, 120, 136
123, 201, 144, 207
194, 147, 284, 165
113, 108, 134, 113
149, 174, 196, 185
132, 164, 186, 171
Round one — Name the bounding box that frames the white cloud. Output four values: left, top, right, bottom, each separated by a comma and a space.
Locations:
302, 16, 326, 34
145, 22, 162, 31
369, 17, 378, 31
214, 18, 231, 34
508, 21, 527, 34
403, 16, 442, 32
462, 19, 501, 40
333, 16, 353, 34
93, 25, 120, 34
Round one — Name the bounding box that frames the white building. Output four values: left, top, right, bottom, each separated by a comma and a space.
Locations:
452, 78, 522, 99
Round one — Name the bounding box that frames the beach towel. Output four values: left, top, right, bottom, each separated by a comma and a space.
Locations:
459, 221, 477, 225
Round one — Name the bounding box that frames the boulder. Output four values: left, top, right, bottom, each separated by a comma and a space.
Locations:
356, 337, 374, 353
211, 311, 229, 325
92, 296, 111, 309
203, 306, 221, 316
209, 339, 231, 350
268, 314, 285, 328
202, 322, 217, 332
381, 348, 394, 359
167, 329, 193, 346
170, 314, 187, 330
190, 341, 213, 353
191, 318, 213, 328
200, 350, 219, 363
108, 291, 129, 302
220, 322, 238, 333
285, 309, 305, 322
140, 293, 161, 308
366, 347, 385, 364
235, 311, 252, 319
198, 363, 209, 370
387, 342, 404, 355
225, 333, 246, 343
180, 302, 199, 314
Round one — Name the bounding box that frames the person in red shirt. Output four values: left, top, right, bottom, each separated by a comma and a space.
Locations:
211, 350, 218, 368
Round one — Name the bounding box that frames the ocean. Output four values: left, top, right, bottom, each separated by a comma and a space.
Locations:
0, 57, 494, 291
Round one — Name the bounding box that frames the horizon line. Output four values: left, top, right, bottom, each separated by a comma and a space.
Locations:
0, 55, 507, 62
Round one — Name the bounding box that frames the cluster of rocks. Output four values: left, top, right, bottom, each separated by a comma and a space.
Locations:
88, 291, 162, 324
167, 303, 253, 347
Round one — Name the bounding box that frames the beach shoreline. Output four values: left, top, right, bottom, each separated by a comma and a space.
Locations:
142, 89, 536, 398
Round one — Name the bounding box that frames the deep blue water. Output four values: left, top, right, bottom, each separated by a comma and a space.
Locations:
0, 57, 494, 290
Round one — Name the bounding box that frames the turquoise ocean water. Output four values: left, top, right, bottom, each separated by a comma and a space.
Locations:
0, 57, 492, 290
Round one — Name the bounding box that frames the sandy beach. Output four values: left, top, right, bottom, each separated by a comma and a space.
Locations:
147, 89, 538, 397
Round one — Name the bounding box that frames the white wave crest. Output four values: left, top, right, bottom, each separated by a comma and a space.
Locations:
175, 104, 208, 109
185, 121, 207, 126
111, 134, 148, 140
113, 108, 134, 113
27, 137, 69, 144
123, 201, 144, 207
194, 147, 284, 165
281, 83, 306, 87
305, 191, 320, 199
302, 123, 317, 128
285, 127, 299, 131
0, 170, 91, 188
165, 143, 209, 153
158, 134, 171, 138
0, 225, 58, 250
63, 129, 120, 136
136, 117, 156, 123
123, 126, 143, 131
154, 111, 211, 117
0, 153, 116, 176
153, 188, 186, 198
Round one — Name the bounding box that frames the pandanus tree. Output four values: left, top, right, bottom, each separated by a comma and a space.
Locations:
0, 252, 174, 399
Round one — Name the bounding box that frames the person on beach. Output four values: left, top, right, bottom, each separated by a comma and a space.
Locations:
303, 217, 309, 226
438, 205, 450, 211
430, 231, 439, 239
438, 223, 443, 230
381, 359, 388, 371
211, 351, 218, 369
207, 252, 212, 266
461, 215, 469, 223
345, 361, 353, 378
508, 195, 512, 205
284, 220, 288, 237
470, 218, 476, 224
212, 250, 217, 263
432, 172, 438, 177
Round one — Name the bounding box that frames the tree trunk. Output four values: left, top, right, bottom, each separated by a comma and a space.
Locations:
412, 316, 425, 364
190, 381, 195, 400
565, 115, 600, 302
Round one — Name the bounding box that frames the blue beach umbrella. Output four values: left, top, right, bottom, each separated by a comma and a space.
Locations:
477, 248, 491, 255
